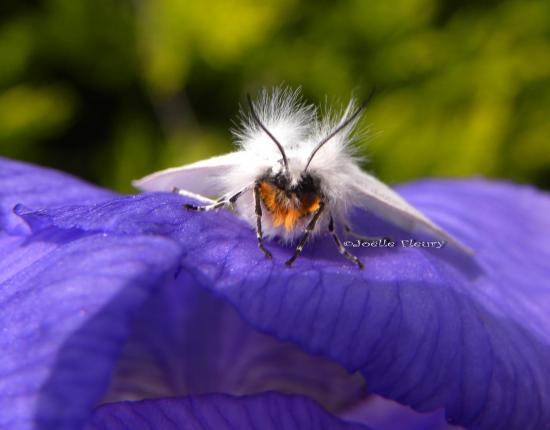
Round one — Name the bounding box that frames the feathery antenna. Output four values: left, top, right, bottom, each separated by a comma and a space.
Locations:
304, 88, 376, 172
247, 93, 289, 175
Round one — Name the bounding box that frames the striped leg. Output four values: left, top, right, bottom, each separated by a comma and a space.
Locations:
285, 201, 325, 267
254, 180, 272, 259
331, 218, 364, 269
344, 224, 391, 243
182, 188, 245, 212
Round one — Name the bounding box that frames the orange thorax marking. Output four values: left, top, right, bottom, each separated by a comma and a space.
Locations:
259, 181, 321, 231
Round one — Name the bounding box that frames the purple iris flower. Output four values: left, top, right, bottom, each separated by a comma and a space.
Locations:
1, 156, 549, 430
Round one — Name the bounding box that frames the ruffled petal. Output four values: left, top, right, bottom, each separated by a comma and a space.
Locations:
86, 392, 371, 430
0, 157, 115, 235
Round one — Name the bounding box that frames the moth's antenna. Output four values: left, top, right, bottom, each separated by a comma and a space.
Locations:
247, 93, 289, 175
304, 88, 376, 172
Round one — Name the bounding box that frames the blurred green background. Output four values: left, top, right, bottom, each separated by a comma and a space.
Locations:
1, 0, 549, 192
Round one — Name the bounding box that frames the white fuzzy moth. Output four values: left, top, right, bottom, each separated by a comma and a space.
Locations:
133, 88, 473, 268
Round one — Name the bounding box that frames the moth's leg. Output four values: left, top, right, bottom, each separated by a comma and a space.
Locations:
254, 180, 272, 259
344, 223, 392, 243
285, 201, 325, 267
331, 218, 364, 269
183, 188, 246, 212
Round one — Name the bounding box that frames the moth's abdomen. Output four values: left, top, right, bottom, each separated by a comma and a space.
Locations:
259, 181, 321, 231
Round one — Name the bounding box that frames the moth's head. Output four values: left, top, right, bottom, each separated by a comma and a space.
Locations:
265, 163, 322, 195
266, 154, 306, 186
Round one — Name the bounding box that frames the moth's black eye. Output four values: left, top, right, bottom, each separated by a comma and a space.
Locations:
295, 173, 320, 194
272, 172, 289, 189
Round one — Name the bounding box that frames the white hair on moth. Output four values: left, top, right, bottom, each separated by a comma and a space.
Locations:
223, 87, 367, 241
304, 98, 369, 218
222, 87, 314, 201
229, 88, 365, 185
219, 87, 366, 242
232, 87, 316, 156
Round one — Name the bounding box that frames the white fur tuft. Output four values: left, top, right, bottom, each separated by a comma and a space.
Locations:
226, 87, 368, 241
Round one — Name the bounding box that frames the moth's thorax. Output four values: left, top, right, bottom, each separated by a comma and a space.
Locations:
259, 172, 322, 232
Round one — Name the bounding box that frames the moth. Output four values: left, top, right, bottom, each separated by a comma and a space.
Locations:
133, 88, 472, 268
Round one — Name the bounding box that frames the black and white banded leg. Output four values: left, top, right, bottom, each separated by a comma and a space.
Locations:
344, 224, 392, 243
285, 201, 325, 267
181, 188, 245, 212
254, 180, 272, 259
331, 218, 364, 269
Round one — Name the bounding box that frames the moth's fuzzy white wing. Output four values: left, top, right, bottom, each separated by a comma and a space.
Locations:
351, 169, 474, 255
132, 151, 246, 197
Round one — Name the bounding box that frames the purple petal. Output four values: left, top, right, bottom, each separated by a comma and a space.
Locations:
16, 177, 550, 429
0, 156, 115, 235
0, 229, 182, 430
86, 392, 371, 430
4, 159, 550, 429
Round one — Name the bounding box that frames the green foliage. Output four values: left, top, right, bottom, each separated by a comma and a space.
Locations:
1, 0, 548, 192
